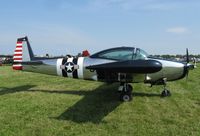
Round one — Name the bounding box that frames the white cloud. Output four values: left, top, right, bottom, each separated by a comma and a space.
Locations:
166, 27, 189, 34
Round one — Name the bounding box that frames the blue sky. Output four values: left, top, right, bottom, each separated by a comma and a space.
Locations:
0, 0, 200, 55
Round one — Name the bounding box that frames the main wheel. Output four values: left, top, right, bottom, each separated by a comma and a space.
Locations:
120, 92, 132, 102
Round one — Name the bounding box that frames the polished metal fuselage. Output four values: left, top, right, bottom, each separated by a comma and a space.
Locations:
22, 57, 186, 84
146, 59, 185, 82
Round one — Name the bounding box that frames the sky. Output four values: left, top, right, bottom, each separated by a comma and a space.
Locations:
0, 0, 200, 56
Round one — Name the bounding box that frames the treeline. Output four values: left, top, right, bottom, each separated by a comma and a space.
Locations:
150, 54, 200, 59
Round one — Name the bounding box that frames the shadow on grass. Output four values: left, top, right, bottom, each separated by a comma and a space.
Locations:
133, 92, 161, 97
0, 84, 161, 124
0, 84, 122, 123
0, 85, 36, 95
54, 83, 122, 124
37, 85, 161, 123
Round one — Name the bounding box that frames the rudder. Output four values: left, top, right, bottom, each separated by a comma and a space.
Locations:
13, 36, 35, 70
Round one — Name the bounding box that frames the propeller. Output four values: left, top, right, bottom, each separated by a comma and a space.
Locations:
185, 48, 194, 80
186, 48, 189, 63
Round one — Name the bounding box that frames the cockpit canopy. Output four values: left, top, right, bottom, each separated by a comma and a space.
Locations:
90, 47, 149, 61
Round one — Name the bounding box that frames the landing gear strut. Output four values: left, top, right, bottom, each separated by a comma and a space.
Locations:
161, 79, 171, 97
118, 83, 133, 102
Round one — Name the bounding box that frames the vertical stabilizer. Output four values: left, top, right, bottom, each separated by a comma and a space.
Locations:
13, 36, 35, 70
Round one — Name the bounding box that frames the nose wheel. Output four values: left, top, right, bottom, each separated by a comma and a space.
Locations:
161, 89, 171, 97
161, 80, 171, 97
118, 83, 133, 102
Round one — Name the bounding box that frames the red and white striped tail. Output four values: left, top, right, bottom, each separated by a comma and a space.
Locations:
13, 41, 23, 70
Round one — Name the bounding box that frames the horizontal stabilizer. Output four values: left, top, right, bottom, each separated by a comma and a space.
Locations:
86, 60, 162, 73
13, 61, 43, 65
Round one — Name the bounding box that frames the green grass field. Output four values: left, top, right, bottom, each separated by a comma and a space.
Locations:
0, 65, 200, 136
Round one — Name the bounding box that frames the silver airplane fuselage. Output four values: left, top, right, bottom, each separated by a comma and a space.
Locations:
22, 56, 187, 85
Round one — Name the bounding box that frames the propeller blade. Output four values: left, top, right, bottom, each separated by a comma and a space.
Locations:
185, 48, 190, 81
186, 48, 189, 63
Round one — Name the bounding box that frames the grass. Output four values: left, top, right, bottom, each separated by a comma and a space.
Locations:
0, 65, 200, 136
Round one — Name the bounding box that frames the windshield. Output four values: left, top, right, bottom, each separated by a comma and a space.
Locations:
98, 49, 134, 60
90, 47, 149, 60
133, 48, 149, 60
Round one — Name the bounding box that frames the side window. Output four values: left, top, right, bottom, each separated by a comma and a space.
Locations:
98, 50, 133, 60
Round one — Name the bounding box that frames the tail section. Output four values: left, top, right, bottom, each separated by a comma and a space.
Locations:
13, 36, 35, 70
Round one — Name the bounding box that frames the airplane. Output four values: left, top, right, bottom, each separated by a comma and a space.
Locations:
13, 36, 194, 102
0, 55, 13, 65
0, 58, 2, 66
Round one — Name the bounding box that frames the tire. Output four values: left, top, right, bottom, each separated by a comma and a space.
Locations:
161, 89, 171, 97
161, 90, 167, 97
120, 92, 132, 102
166, 90, 171, 96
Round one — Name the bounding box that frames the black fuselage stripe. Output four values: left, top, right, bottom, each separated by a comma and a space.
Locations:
73, 58, 78, 78
62, 58, 68, 77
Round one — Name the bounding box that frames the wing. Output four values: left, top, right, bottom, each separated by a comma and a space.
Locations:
86, 60, 162, 73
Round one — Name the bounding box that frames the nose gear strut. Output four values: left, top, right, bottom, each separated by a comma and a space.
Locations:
161, 78, 171, 97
